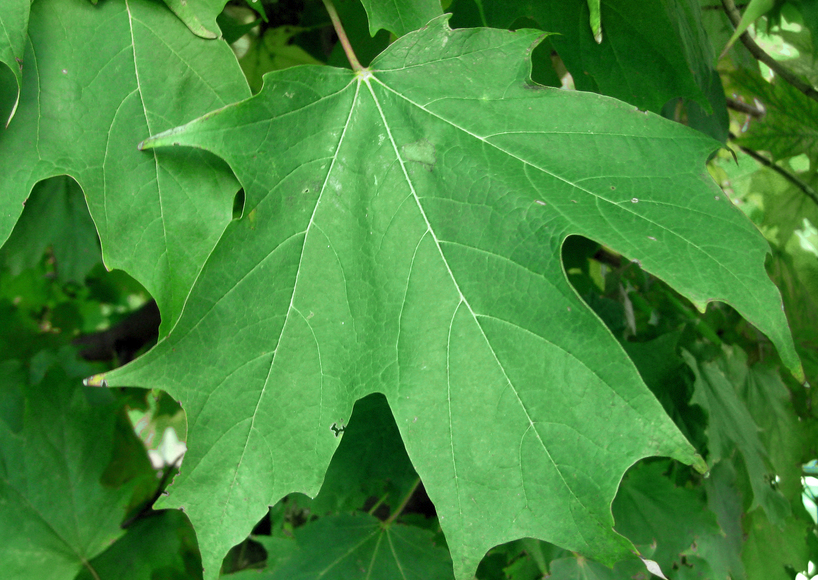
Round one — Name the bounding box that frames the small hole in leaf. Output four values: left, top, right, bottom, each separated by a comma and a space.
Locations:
232, 189, 245, 219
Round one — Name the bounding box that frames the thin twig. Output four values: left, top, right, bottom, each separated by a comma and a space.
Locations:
729, 133, 818, 207
726, 96, 764, 117
367, 492, 389, 516
384, 478, 421, 526
321, 0, 363, 72
721, 0, 818, 103
121, 452, 184, 529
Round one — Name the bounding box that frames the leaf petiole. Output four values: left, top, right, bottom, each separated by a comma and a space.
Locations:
383, 478, 421, 527
321, 0, 364, 72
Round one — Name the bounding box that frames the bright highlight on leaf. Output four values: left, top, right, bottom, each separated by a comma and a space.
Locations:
0, 0, 30, 126
587, 0, 603, 43
104, 13, 800, 580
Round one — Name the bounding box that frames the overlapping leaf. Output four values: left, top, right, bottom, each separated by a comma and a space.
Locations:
0, 0, 28, 125
731, 68, 818, 161
237, 513, 455, 579
476, 0, 716, 114
684, 347, 791, 524
0, 177, 100, 284
74, 511, 203, 580
360, 0, 443, 37
0, 362, 153, 580
160, 0, 228, 39
102, 15, 798, 580
0, 0, 250, 334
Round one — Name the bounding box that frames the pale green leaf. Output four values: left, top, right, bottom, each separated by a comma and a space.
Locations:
684, 347, 791, 524
724, 0, 775, 53
161, 0, 228, 38
742, 508, 809, 580
105, 16, 797, 579
360, 0, 443, 36
612, 461, 722, 573
239, 26, 324, 94
0, 0, 250, 335
704, 461, 748, 580
731, 68, 818, 161
0, 0, 28, 125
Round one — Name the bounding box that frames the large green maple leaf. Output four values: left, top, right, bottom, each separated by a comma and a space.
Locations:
0, 0, 250, 334
101, 15, 799, 579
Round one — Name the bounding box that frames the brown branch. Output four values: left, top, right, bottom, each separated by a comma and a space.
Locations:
721, 0, 818, 103
729, 133, 818, 208
726, 96, 765, 117
73, 299, 160, 364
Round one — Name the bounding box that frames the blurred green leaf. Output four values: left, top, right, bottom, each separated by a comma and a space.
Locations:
684, 347, 791, 524
252, 513, 454, 580
360, 0, 444, 36
475, 0, 717, 114
239, 26, 324, 93
0, 365, 153, 580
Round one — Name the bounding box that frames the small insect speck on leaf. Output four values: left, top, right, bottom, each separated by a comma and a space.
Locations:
535, 200, 546, 206
631, 198, 639, 203
61, 69, 67, 74
571, 200, 578, 203
648, 236, 656, 241
567, 306, 571, 312
715, 195, 720, 200
610, 186, 616, 190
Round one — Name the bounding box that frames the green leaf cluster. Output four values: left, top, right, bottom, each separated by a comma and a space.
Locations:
2, 1, 817, 579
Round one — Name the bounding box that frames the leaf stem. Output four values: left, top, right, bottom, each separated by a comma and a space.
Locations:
721, 0, 818, 103
321, 0, 364, 72
384, 478, 421, 526
367, 492, 389, 515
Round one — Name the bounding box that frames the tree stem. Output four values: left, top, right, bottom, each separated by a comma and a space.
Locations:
384, 478, 421, 526
721, 0, 818, 103
321, 0, 364, 72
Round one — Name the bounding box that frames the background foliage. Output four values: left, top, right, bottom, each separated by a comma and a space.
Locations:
1, 0, 818, 579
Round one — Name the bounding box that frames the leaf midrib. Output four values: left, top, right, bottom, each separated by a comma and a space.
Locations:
361, 75, 592, 527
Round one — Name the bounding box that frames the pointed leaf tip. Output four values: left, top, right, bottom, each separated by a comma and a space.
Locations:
83, 373, 108, 387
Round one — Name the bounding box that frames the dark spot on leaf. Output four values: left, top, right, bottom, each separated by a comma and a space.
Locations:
401, 139, 435, 171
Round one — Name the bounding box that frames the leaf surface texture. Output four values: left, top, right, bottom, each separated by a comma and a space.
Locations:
107, 16, 798, 579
